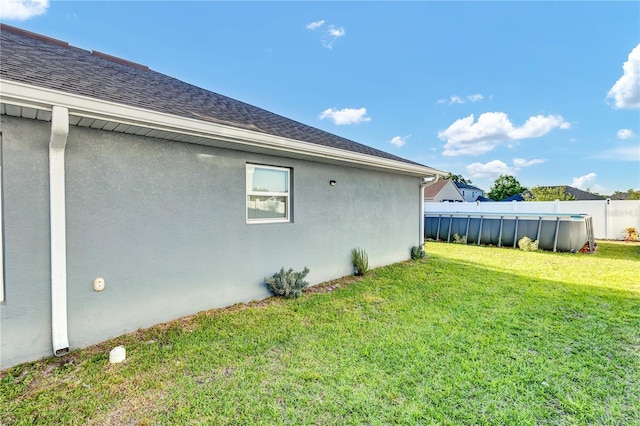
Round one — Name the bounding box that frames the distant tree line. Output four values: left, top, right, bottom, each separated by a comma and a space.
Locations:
615, 189, 640, 200
445, 172, 472, 185
525, 186, 575, 201
463, 174, 640, 201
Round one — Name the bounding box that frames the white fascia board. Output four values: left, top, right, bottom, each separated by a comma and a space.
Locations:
0, 79, 447, 178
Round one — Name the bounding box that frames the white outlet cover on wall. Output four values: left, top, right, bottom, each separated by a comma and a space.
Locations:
93, 278, 105, 292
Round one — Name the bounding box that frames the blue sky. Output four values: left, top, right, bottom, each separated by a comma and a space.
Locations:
2, 1, 639, 194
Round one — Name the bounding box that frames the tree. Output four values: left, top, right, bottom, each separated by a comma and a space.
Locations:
487, 175, 528, 201
524, 186, 576, 201
627, 188, 640, 200
445, 172, 472, 185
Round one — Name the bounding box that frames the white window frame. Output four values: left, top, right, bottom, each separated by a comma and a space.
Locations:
246, 164, 291, 224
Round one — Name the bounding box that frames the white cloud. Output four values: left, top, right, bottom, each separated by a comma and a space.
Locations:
598, 145, 640, 161
436, 94, 484, 105
0, 0, 48, 20
571, 172, 597, 190
438, 112, 570, 156
439, 112, 514, 156
306, 20, 345, 49
389, 135, 410, 148
467, 160, 513, 179
319, 107, 371, 125
513, 158, 545, 168
306, 20, 325, 30
607, 44, 640, 109
571, 173, 607, 194
321, 26, 346, 49
466, 157, 544, 179
327, 26, 345, 37
508, 115, 570, 139
617, 128, 637, 140
593, 184, 608, 194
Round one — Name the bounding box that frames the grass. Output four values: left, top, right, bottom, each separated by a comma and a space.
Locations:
1, 240, 638, 425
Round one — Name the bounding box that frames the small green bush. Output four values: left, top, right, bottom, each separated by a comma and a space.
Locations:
411, 245, 426, 260
623, 227, 639, 241
265, 267, 310, 298
453, 233, 467, 244
518, 236, 539, 251
351, 247, 369, 276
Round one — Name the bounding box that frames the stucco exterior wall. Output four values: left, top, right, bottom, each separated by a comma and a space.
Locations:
0, 115, 421, 369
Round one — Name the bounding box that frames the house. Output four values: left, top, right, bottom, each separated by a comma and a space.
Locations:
609, 193, 628, 200
0, 25, 446, 369
475, 196, 494, 202
558, 186, 606, 200
609, 192, 634, 200
423, 179, 464, 202
453, 182, 485, 202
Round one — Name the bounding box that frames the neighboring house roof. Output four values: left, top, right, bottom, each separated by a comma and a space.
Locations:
423, 180, 450, 198
423, 179, 464, 201
453, 182, 484, 192
476, 196, 494, 202
476, 194, 524, 202
501, 193, 525, 202
609, 192, 630, 200
0, 24, 446, 178
563, 187, 606, 200
524, 186, 606, 201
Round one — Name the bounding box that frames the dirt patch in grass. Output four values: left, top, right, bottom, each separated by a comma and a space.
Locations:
83, 387, 168, 426
305, 274, 364, 294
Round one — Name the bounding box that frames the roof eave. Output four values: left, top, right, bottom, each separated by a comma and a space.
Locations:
0, 79, 446, 178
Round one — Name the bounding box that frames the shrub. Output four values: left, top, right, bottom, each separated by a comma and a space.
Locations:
351, 247, 369, 276
518, 236, 539, 252
453, 233, 467, 244
623, 227, 639, 242
411, 245, 426, 260
265, 267, 310, 298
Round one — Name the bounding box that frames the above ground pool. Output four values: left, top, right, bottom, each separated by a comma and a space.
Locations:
424, 212, 595, 253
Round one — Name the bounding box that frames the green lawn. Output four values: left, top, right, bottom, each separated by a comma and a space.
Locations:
2, 241, 639, 425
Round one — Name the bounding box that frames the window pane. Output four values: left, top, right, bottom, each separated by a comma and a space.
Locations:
247, 195, 288, 219
250, 167, 288, 193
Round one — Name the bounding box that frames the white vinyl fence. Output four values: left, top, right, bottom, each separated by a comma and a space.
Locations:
424, 200, 640, 240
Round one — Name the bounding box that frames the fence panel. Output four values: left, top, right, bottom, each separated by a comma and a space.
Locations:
424, 200, 640, 240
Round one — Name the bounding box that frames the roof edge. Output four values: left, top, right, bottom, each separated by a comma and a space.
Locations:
1, 79, 447, 177
0, 23, 69, 48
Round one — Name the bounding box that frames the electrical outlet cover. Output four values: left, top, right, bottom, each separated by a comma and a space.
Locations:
93, 278, 105, 292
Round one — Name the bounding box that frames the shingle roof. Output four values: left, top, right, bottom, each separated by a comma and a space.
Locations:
521, 186, 606, 201
549, 186, 605, 201
453, 182, 483, 192
0, 24, 423, 167
501, 193, 525, 202
423, 179, 449, 198
609, 192, 630, 200
423, 179, 464, 200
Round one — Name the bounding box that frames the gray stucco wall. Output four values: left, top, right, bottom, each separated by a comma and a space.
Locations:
0, 115, 421, 369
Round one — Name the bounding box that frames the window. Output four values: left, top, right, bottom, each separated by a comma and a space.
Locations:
246, 164, 290, 223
